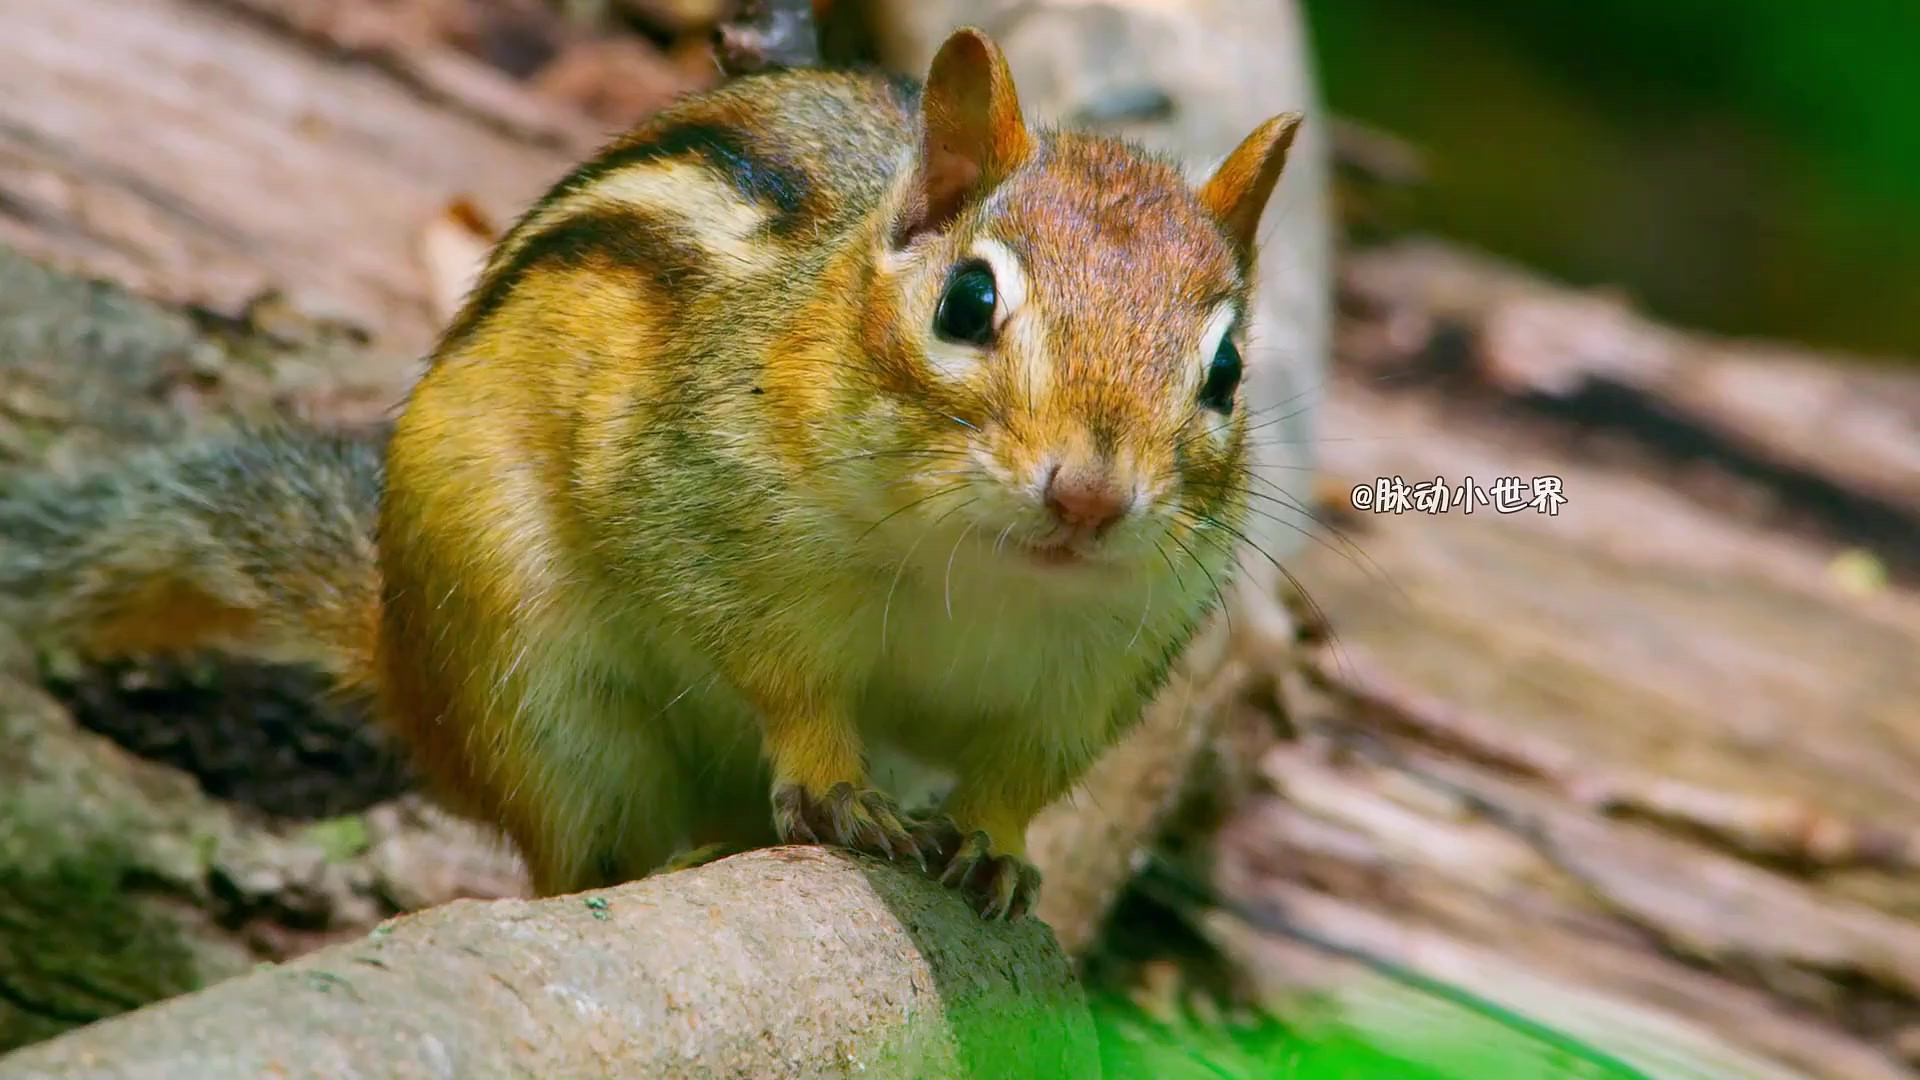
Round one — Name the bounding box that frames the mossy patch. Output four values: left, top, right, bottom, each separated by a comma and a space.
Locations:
0, 839, 245, 1053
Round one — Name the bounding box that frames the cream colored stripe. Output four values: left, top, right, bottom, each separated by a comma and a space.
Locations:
493, 160, 776, 277
972, 236, 1048, 398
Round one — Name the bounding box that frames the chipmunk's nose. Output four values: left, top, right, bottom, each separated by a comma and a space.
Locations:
1044, 463, 1128, 533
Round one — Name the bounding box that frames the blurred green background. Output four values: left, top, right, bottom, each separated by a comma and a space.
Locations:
1301, 0, 1920, 361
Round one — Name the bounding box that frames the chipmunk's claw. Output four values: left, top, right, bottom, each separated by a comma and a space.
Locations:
929, 826, 1042, 921
772, 782, 919, 866
907, 812, 965, 869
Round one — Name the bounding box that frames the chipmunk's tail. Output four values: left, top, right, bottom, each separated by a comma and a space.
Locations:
0, 423, 387, 694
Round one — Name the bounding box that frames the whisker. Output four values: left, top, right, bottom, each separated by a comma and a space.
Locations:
1177, 509, 1351, 676
1161, 527, 1230, 637
1182, 480, 1398, 593
880, 491, 975, 650
1236, 432, 1409, 451
1152, 536, 1188, 596
1238, 401, 1318, 442
1172, 370, 1329, 439
855, 482, 974, 545
1126, 573, 1153, 653
945, 520, 978, 619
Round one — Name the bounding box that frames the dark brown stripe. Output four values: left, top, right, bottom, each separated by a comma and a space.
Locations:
544, 116, 811, 233
437, 209, 704, 352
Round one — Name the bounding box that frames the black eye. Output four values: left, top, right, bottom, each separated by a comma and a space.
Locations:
1199, 335, 1242, 413
933, 261, 997, 345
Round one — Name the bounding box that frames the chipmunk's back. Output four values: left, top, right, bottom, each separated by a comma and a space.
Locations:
591, 65, 924, 231
435, 67, 921, 359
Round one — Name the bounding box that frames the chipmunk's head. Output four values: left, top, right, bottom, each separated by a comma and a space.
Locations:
857, 27, 1300, 589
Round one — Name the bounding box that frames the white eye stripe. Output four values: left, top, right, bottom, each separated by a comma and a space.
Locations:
968, 237, 1027, 330
896, 236, 1041, 386
1198, 304, 1238, 380
1194, 304, 1241, 441
962, 236, 1051, 397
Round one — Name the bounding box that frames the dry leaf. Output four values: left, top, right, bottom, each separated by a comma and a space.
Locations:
418, 197, 499, 327
1829, 548, 1889, 597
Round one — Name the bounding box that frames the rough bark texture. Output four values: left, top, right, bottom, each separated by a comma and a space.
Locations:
1189, 239, 1920, 1080
0, 654, 523, 1058
0, 848, 1098, 1080
0, 0, 594, 363
0, 246, 529, 1049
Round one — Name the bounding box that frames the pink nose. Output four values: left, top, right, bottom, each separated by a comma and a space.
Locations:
1045, 466, 1128, 532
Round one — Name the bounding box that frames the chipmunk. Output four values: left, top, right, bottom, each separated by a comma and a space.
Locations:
0, 28, 1300, 921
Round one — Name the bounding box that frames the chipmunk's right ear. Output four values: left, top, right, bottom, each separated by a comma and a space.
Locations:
1197, 112, 1303, 260
892, 27, 1033, 248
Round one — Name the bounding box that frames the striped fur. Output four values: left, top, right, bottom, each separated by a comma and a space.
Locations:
4, 30, 1303, 912
376, 32, 1300, 898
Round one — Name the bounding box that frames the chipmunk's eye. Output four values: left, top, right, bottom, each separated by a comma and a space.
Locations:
933, 260, 997, 345
1198, 335, 1242, 414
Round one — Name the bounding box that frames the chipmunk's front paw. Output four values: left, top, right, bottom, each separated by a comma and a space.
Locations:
922, 822, 1042, 921
772, 782, 920, 866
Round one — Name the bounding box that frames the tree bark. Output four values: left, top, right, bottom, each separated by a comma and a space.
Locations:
1193, 238, 1920, 1080
0, 848, 1098, 1080
0, 245, 532, 1053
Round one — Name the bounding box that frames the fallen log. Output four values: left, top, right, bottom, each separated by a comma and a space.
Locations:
0, 847, 1098, 1080
1185, 238, 1920, 1080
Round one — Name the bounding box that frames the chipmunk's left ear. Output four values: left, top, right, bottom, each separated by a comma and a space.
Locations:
1198, 112, 1304, 258
893, 27, 1034, 247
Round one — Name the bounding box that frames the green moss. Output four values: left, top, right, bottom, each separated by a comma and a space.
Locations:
301, 815, 372, 863
0, 841, 230, 1053
1085, 986, 1650, 1080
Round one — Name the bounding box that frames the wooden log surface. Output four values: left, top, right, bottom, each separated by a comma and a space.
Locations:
0, 244, 529, 1053
0, 847, 1098, 1080
1198, 239, 1920, 1080
0, 0, 598, 365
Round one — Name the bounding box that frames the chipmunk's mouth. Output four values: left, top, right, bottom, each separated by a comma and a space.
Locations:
1003, 530, 1110, 570
1013, 539, 1085, 567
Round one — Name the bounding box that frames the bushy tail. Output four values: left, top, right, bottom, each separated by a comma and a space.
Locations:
0, 423, 388, 693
